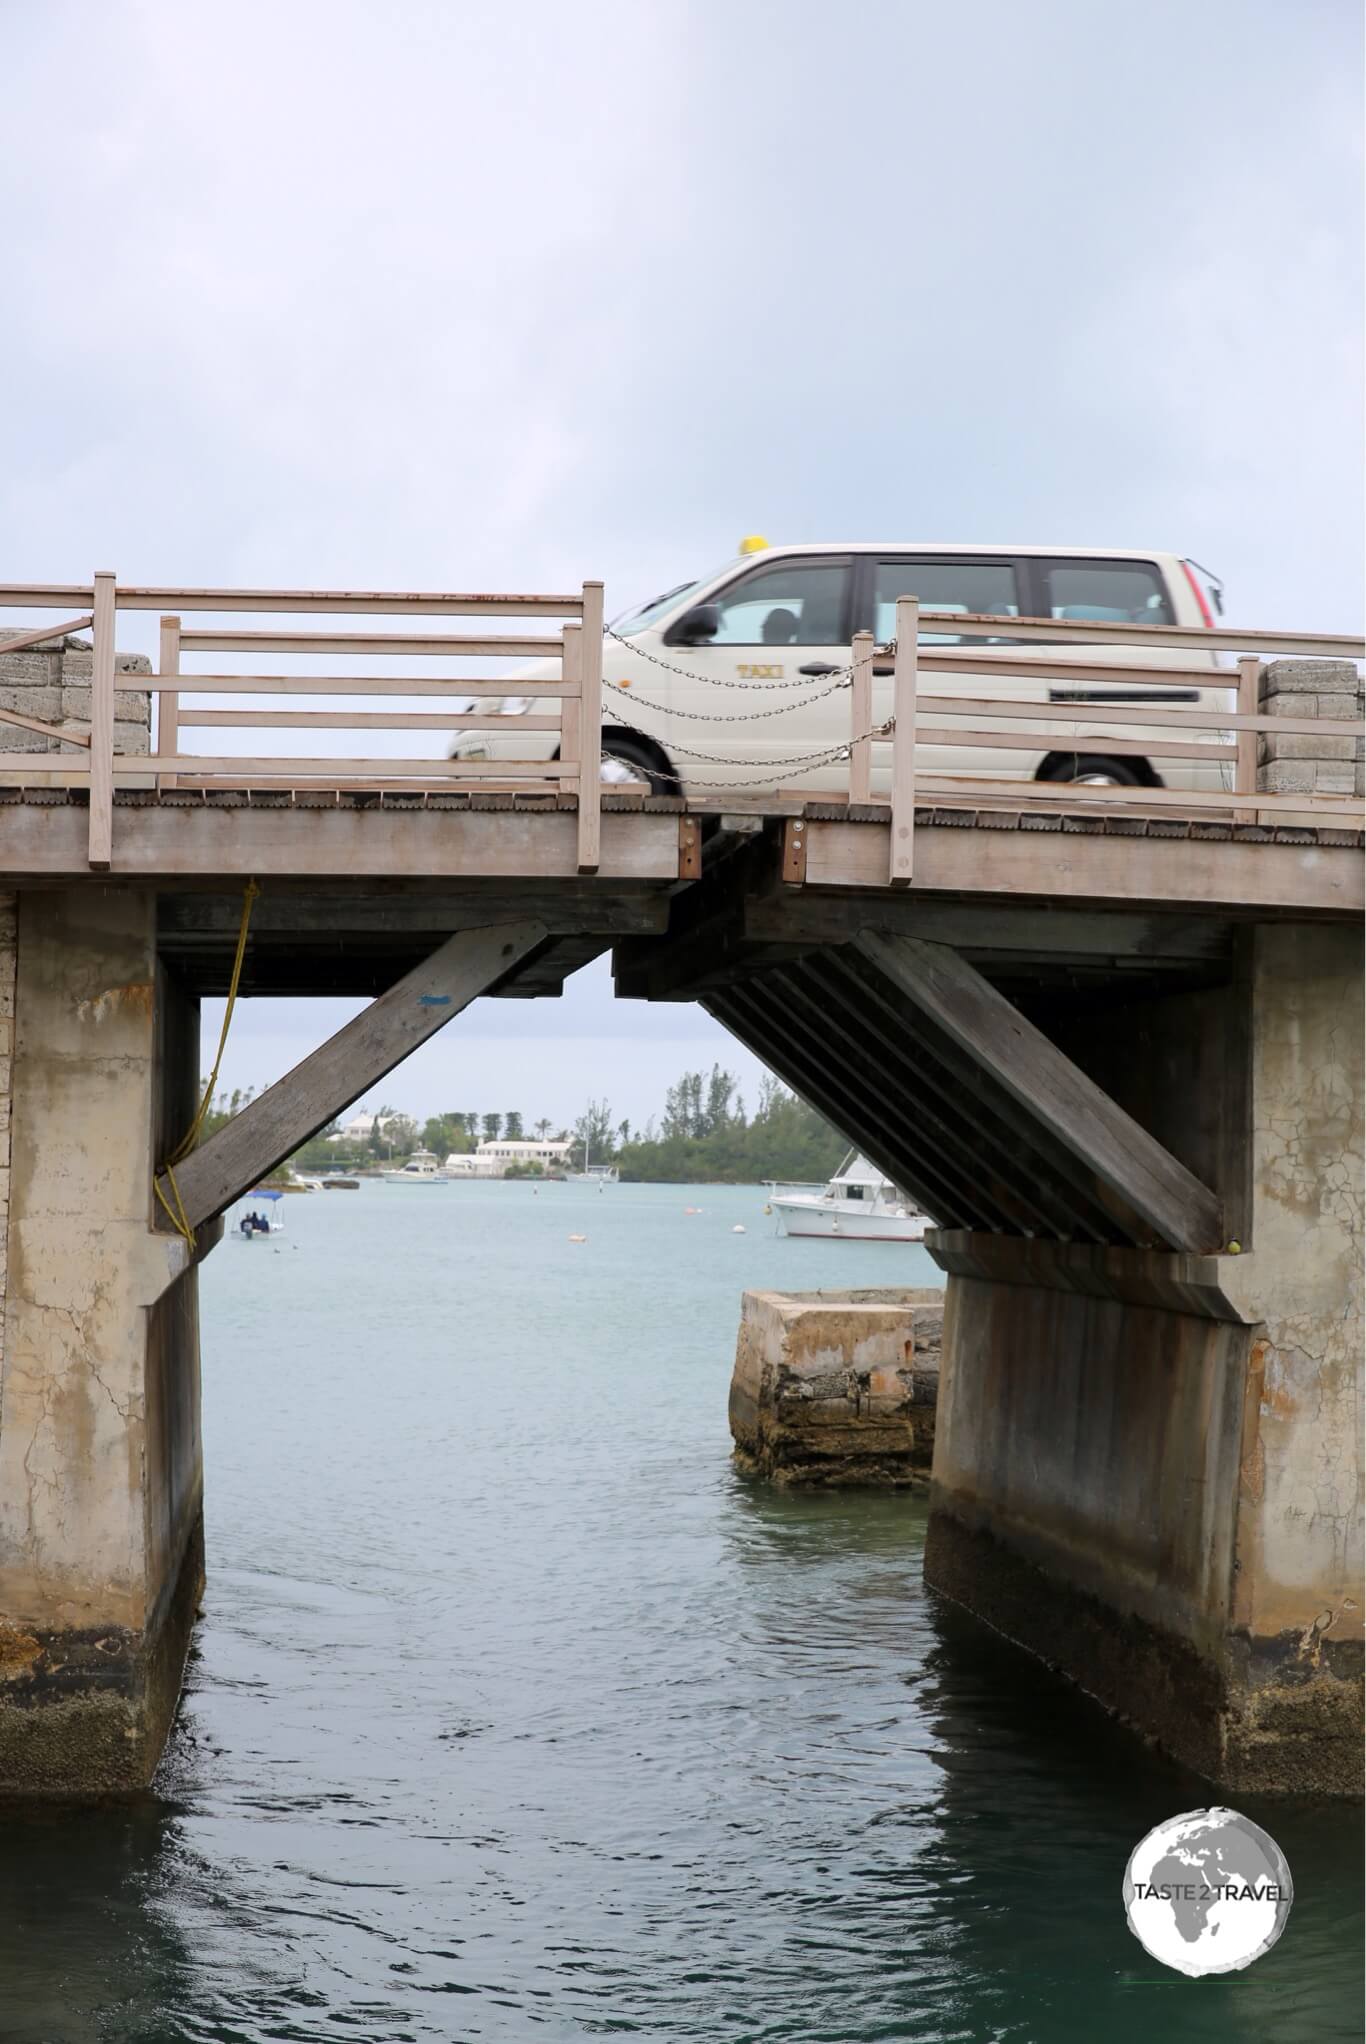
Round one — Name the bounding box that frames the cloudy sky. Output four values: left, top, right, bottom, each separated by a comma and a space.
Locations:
4, 0, 1362, 1130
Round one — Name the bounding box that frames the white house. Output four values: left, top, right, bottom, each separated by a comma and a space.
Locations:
444, 1139, 573, 1179
329, 1109, 397, 1144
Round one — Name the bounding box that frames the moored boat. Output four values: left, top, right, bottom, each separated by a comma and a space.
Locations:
379, 1149, 448, 1185
563, 1137, 618, 1186
766, 1153, 928, 1241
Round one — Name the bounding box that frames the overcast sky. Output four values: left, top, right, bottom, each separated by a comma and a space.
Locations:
4, 0, 1362, 1131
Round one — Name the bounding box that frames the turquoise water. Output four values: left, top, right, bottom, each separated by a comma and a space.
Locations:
0, 1180, 1359, 2042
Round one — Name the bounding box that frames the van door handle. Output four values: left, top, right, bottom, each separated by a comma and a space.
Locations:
798, 661, 840, 676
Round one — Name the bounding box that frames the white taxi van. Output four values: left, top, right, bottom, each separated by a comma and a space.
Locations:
452, 542, 1230, 797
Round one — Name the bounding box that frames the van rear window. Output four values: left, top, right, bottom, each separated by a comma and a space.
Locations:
873, 560, 1020, 644
1044, 562, 1173, 625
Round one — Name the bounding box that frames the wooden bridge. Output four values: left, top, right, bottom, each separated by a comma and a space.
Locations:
0, 572, 1360, 1800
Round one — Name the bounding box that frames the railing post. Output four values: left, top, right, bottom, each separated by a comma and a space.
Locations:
1234, 654, 1259, 824
577, 580, 604, 874
889, 595, 918, 886
158, 614, 181, 790
850, 629, 873, 805
88, 570, 116, 869
559, 620, 582, 799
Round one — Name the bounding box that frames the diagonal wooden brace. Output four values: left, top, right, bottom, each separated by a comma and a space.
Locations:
855, 931, 1224, 1253
157, 920, 547, 1230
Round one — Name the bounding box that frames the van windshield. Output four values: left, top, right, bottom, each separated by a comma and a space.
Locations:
611, 558, 748, 636
609, 579, 703, 636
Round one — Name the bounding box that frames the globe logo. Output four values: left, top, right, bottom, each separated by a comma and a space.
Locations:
1123, 1808, 1293, 1977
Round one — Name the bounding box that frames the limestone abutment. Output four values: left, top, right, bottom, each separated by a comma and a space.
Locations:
730, 1288, 942, 1484
0, 889, 203, 1794
925, 923, 1364, 1796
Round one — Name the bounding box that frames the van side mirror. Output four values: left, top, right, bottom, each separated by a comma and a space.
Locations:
666, 602, 720, 646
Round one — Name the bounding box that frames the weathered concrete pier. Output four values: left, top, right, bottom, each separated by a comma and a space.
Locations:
0, 576, 1360, 1797
730, 1288, 941, 1484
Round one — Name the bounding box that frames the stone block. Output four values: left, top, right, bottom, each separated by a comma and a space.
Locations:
58, 650, 152, 679
1317, 692, 1365, 722
1261, 659, 1361, 696
1312, 768, 1356, 796
113, 722, 151, 756
0, 687, 61, 723
1261, 732, 1356, 763
1258, 760, 1317, 795
0, 653, 61, 684
0, 725, 67, 755
59, 685, 152, 725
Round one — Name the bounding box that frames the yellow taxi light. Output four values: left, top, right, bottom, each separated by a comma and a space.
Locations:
738, 534, 770, 555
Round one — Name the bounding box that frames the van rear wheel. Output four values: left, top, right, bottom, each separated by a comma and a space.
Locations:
1038, 753, 1146, 788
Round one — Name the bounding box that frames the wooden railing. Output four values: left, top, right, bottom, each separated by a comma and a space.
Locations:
0, 576, 605, 872
861, 599, 1364, 884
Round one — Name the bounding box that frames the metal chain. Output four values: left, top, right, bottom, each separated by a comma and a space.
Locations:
605, 624, 855, 690
603, 708, 894, 790
602, 675, 850, 724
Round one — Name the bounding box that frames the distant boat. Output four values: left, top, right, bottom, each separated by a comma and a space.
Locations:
379, 1149, 448, 1185
564, 1136, 619, 1186
323, 1177, 360, 1190
766, 1153, 929, 1241
233, 1189, 286, 1238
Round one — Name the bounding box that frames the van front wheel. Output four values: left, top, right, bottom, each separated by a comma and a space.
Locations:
600, 733, 676, 797
1037, 752, 1148, 788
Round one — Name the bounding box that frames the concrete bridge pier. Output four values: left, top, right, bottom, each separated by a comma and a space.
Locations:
925, 924, 1364, 1796
0, 888, 201, 1793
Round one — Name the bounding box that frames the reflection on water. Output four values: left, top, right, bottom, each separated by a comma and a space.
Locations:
0, 1183, 1358, 2042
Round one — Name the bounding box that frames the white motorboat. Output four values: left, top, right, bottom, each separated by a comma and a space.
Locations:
379, 1149, 448, 1185
766, 1153, 929, 1241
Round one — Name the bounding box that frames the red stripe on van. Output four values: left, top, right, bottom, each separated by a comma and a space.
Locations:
1180, 558, 1215, 628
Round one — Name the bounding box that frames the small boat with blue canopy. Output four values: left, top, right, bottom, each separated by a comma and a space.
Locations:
233, 1188, 286, 1238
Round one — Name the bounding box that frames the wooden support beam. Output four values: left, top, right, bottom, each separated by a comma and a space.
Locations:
849, 631, 873, 804
752, 968, 1024, 1234
577, 581, 604, 874
0, 613, 93, 656
889, 595, 918, 886
157, 920, 546, 1229
88, 571, 116, 869
708, 984, 967, 1230
158, 615, 180, 791
740, 891, 1231, 965
786, 953, 1094, 1240
855, 932, 1225, 1252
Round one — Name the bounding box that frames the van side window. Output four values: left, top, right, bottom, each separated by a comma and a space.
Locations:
1044, 562, 1173, 625
874, 560, 1020, 644
709, 560, 850, 647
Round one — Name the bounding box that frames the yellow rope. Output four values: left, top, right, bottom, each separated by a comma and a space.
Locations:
155, 879, 259, 1244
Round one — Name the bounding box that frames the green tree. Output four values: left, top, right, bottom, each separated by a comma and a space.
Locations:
422, 1114, 467, 1158
384, 1114, 419, 1158
198, 1083, 255, 1140
613, 1069, 845, 1185
482, 1112, 502, 1143
504, 1110, 524, 1141
572, 1098, 615, 1163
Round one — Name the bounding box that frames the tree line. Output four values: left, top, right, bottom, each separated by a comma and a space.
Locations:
196, 1067, 848, 1185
